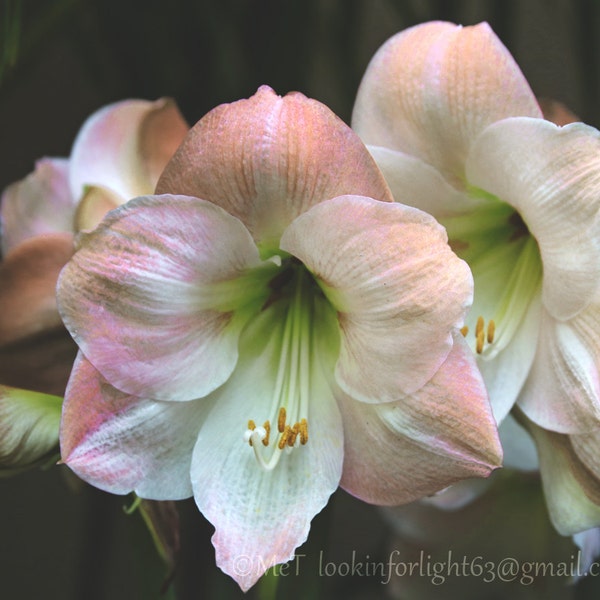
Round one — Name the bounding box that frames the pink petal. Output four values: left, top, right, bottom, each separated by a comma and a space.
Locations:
280, 195, 473, 399
352, 21, 541, 187
339, 332, 502, 505
69, 98, 188, 203
1, 158, 74, 255
60, 353, 207, 499
0, 233, 74, 345
156, 86, 392, 249
57, 195, 271, 401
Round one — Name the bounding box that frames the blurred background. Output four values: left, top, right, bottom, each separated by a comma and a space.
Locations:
2, 0, 600, 598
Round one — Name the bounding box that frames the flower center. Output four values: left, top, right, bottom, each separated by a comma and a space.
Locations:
242, 262, 319, 471
443, 194, 543, 359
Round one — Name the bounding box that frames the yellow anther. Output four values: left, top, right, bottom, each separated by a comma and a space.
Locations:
475, 316, 484, 337
460, 325, 469, 337
299, 418, 308, 445
262, 421, 271, 446
247, 420, 256, 446
487, 319, 496, 344
277, 407, 287, 433
476, 329, 485, 354
278, 425, 292, 449
288, 423, 299, 447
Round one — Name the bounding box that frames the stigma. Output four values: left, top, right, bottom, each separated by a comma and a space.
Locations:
243, 407, 308, 471
461, 316, 495, 354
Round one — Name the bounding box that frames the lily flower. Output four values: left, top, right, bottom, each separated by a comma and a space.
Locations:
352, 22, 600, 483
57, 86, 501, 590
0, 98, 188, 395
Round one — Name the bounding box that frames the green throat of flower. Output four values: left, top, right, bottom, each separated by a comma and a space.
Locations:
443, 190, 543, 360
242, 259, 337, 471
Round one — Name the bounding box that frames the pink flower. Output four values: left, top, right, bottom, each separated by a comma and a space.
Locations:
57, 86, 501, 590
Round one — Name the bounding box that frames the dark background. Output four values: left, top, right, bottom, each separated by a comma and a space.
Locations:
2, 1, 600, 598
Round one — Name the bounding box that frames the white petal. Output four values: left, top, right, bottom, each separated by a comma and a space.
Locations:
191, 302, 343, 591
466, 118, 600, 320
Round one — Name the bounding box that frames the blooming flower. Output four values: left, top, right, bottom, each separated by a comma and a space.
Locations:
56, 86, 501, 590
352, 21, 600, 534
0, 98, 188, 396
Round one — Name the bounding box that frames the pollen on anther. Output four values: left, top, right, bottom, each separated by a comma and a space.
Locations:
247, 420, 256, 446
262, 421, 271, 446
277, 407, 287, 433
299, 418, 308, 445
475, 316, 484, 337
278, 425, 291, 449
487, 319, 496, 344
476, 329, 485, 354
460, 325, 469, 337
288, 423, 299, 447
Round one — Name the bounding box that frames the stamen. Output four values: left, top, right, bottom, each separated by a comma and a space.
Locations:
278, 425, 291, 449
475, 316, 484, 337
487, 319, 496, 344
246, 420, 256, 446
476, 329, 485, 354
460, 325, 469, 337
299, 418, 308, 445
262, 421, 270, 446
278, 407, 286, 433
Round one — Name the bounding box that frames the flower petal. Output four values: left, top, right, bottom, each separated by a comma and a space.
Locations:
60, 353, 207, 499
338, 332, 502, 505
73, 185, 122, 232
0, 385, 62, 474
57, 194, 273, 401
157, 86, 392, 251
476, 290, 542, 423
523, 416, 600, 535
352, 21, 541, 187
366, 146, 482, 218
69, 98, 188, 203
571, 429, 600, 483
0, 327, 77, 396
191, 302, 343, 591
280, 195, 473, 399
519, 306, 600, 433
498, 413, 538, 471
466, 117, 600, 320
0, 233, 74, 345
1, 158, 74, 256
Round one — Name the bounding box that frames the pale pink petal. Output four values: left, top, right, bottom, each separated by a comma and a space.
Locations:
57, 195, 273, 402
524, 417, 600, 535
339, 333, 502, 505
466, 118, 600, 320
61, 353, 207, 499
157, 86, 392, 250
571, 429, 600, 484
191, 303, 343, 591
1, 158, 74, 255
69, 98, 188, 203
280, 195, 473, 399
367, 146, 482, 218
0, 326, 77, 397
0, 233, 74, 345
352, 21, 541, 187
519, 306, 600, 433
